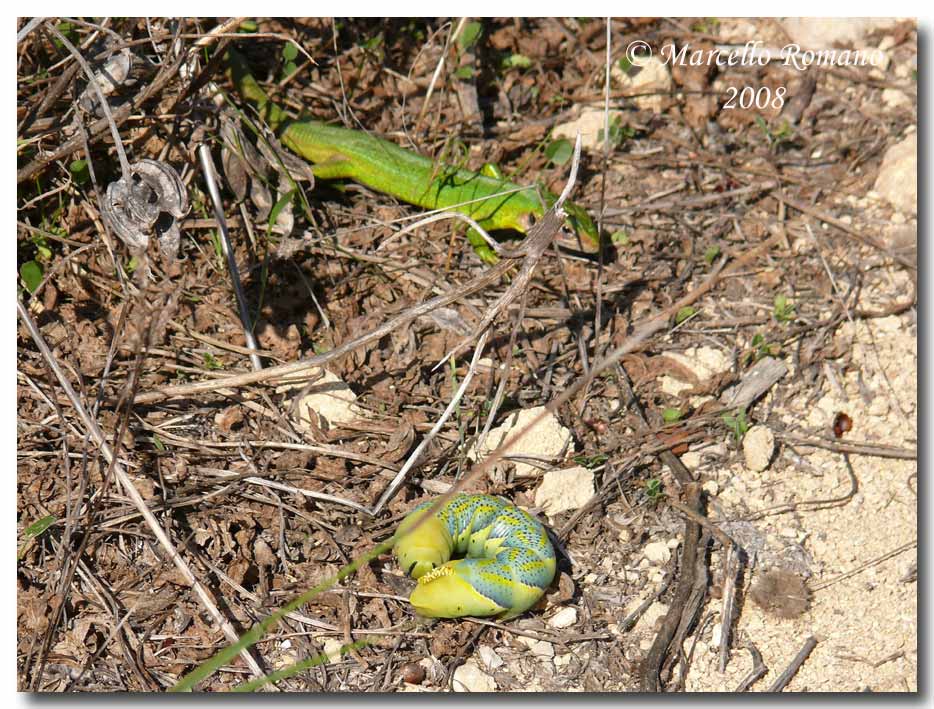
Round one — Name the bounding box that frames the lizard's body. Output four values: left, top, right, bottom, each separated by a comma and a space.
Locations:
227, 49, 598, 256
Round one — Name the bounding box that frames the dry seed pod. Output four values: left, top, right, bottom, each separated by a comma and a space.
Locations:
102, 159, 189, 260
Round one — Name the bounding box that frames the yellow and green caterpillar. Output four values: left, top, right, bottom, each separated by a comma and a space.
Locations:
393, 494, 556, 620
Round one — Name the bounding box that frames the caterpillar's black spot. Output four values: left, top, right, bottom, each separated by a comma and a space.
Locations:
408, 561, 418, 576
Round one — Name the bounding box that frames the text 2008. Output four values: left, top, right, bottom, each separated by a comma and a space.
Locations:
723, 86, 786, 110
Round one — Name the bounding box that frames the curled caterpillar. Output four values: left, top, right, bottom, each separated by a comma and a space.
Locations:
393, 493, 556, 619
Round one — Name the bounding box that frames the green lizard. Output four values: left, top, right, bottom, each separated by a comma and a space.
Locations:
226, 48, 598, 261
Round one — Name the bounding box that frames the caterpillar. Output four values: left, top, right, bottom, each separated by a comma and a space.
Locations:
393, 493, 556, 620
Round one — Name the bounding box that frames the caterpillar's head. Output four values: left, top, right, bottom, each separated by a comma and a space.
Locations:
393, 510, 452, 580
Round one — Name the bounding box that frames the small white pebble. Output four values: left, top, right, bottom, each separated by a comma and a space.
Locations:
644, 541, 672, 564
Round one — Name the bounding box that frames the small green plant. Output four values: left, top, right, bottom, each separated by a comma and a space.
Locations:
18, 515, 56, 560
19, 261, 43, 294
544, 139, 573, 167
704, 245, 720, 265
644, 478, 663, 503
203, 352, 223, 370
238, 19, 258, 33
152, 434, 166, 451
69, 158, 90, 186
281, 41, 299, 80
773, 294, 795, 323
611, 230, 630, 246
675, 306, 696, 325
743, 333, 781, 364
458, 21, 482, 52
51, 22, 78, 49
360, 32, 385, 62
691, 17, 720, 33
722, 409, 749, 443
572, 453, 609, 469
501, 53, 532, 70
597, 115, 635, 149
754, 115, 795, 150
662, 407, 682, 424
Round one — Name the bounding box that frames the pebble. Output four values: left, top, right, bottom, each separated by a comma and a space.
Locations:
452, 661, 496, 692
534, 466, 595, 515
478, 645, 504, 672
611, 56, 672, 112
548, 607, 579, 629
285, 369, 360, 431
644, 541, 672, 564
475, 406, 573, 478
874, 133, 917, 216
743, 425, 776, 472
552, 107, 625, 150
518, 636, 555, 659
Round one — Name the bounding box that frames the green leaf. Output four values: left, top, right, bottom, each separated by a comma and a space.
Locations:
662, 407, 682, 423
281, 60, 298, 78
454, 65, 475, 80
238, 20, 258, 33
675, 306, 696, 324
610, 230, 630, 246
502, 53, 532, 70
597, 115, 635, 148
282, 42, 298, 61
152, 434, 166, 451
203, 353, 223, 371
362, 33, 384, 51
703, 245, 720, 264
773, 294, 795, 322
18, 515, 56, 559
721, 409, 749, 443
19, 261, 43, 293
545, 139, 573, 167
572, 453, 609, 469
458, 21, 482, 51
69, 158, 90, 185
268, 190, 295, 230
480, 163, 504, 180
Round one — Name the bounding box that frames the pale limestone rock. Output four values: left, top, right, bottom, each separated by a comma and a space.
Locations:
477, 645, 504, 672
612, 56, 671, 112
660, 375, 692, 397
552, 107, 625, 151
476, 406, 573, 478
322, 638, 345, 664
644, 541, 672, 565
534, 466, 595, 515
452, 660, 496, 692
518, 636, 555, 659
282, 369, 360, 431
874, 133, 917, 215
743, 425, 775, 472
663, 346, 731, 383
681, 451, 702, 470
554, 653, 573, 668
548, 606, 579, 629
